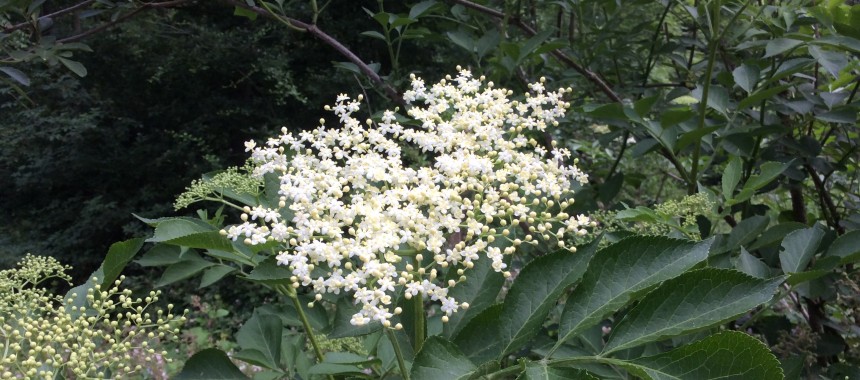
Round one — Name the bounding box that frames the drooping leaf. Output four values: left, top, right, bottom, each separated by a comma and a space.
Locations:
736, 248, 772, 279
764, 38, 804, 58
456, 237, 601, 363
518, 363, 597, 380
443, 254, 504, 339
452, 304, 503, 364
725, 215, 769, 252
411, 336, 477, 380
156, 258, 215, 287
722, 156, 742, 200
779, 226, 824, 274
732, 64, 760, 93
328, 297, 381, 338
622, 331, 783, 380
603, 268, 782, 354
0, 66, 30, 86
58, 57, 87, 77
236, 312, 283, 370
826, 230, 860, 264
135, 244, 182, 267
175, 348, 251, 379
555, 237, 712, 349
199, 265, 236, 288
100, 238, 145, 289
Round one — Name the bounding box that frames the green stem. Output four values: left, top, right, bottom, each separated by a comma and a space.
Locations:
386, 328, 411, 380
690, 0, 722, 195
412, 293, 425, 353
277, 285, 325, 362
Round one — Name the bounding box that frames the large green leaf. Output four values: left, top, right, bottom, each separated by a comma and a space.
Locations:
148, 218, 236, 251
199, 265, 236, 288
411, 336, 477, 380
555, 237, 712, 350
732, 64, 760, 93
725, 215, 769, 252
517, 363, 596, 380
622, 331, 783, 380
442, 254, 505, 339
826, 230, 860, 264
722, 156, 742, 200
456, 238, 601, 362
175, 348, 251, 379
726, 162, 790, 206
155, 257, 215, 287
100, 238, 145, 289
779, 226, 824, 273
764, 38, 804, 58
603, 268, 782, 354
236, 312, 283, 370
452, 303, 504, 364
135, 244, 182, 267
328, 297, 381, 338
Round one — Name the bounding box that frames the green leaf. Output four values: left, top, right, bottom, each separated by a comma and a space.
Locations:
748, 222, 807, 251
411, 336, 477, 380
826, 230, 860, 264
100, 238, 145, 289
58, 57, 87, 77
727, 161, 790, 206
779, 226, 824, 274
323, 352, 377, 365
732, 64, 760, 93
623, 331, 783, 380
175, 348, 251, 379
603, 268, 782, 354
233, 6, 258, 20
156, 258, 215, 287
442, 255, 505, 339
199, 265, 236, 288
764, 38, 804, 58
135, 244, 182, 267
328, 297, 381, 338
737, 85, 792, 110
447, 30, 475, 52
457, 238, 601, 363
556, 237, 712, 349
736, 248, 772, 279
409, 0, 437, 19
0, 66, 30, 86
725, 215, 769, 252
722, 156, 742, 200
518, 363, 596, 380
360, 30, 387, 41
245, 257, 292, 286
237, 312, 283, 370
452, 303, 503, 364
308, 363, 366, 375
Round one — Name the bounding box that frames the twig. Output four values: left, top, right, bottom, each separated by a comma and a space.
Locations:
223, 0, 402, 104
57, 0, 196, 43
3, 0, 96, 33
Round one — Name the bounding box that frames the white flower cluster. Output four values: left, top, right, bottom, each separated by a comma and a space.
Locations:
224, 67, 593, 327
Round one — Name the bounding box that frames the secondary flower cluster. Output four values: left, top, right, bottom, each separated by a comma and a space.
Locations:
0, 255, 184, 379
225, 68, 593, 326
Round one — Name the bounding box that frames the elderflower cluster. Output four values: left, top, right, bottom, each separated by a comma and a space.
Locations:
223, 67, 594, 327
0, 255, 185, 379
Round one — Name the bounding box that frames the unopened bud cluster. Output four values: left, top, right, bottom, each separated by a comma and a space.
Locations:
0, 255, 185, 379
225, 68, 594, 327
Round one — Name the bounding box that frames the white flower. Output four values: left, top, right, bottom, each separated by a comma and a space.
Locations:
232, 67, 591, 326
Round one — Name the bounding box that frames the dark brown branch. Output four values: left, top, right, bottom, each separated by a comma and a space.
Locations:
3, 0, 95, 33
805, 164, 844, 234
448, 0, 622, 103
223, 0, 402, 105
57, 0, 196, 43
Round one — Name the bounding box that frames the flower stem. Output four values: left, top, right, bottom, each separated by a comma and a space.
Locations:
386, 328, 411, 380
412, 293, 425, 353
277, 285, 325, 362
